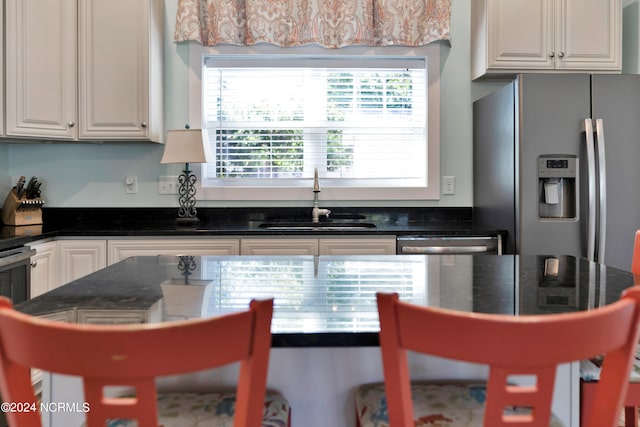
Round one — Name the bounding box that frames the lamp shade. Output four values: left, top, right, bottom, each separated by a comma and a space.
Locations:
161, 129, 213, 164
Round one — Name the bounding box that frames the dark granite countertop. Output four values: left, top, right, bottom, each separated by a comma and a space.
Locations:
0, 207, 506, 251
16, 254, 634, 347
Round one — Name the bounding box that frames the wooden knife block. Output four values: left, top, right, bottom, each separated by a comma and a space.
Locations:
1, 191, 43, 226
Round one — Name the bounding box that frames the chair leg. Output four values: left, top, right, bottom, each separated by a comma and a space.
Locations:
625, 406, 639, 427
580, 381, 596, 427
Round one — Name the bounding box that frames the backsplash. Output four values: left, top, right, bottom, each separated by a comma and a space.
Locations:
41, 207, 473, 231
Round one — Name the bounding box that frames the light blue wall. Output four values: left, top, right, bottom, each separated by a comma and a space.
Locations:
2, 1, 511, 207
0, 144, 8, 194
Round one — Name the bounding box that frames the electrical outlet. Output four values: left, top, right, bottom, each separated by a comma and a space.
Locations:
124, 176, 138, 194
442, 176, 455, 195
159, 176, 179, 194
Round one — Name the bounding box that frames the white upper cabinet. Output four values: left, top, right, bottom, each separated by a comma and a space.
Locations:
78, 0, 163, 141
556, 0, 620, 71
5, 0, 78, 139
5, 0, 163, 142
471, 0, 621, 80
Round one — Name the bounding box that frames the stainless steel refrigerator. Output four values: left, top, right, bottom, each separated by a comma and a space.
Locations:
473, 73, 640, 271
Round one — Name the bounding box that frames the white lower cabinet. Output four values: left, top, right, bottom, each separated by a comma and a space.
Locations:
30, 239, 108, 297
241, 238, 318, 255
28, 236, 395, 298
107, 238, 241, 265
28, 240, 60, 298
29, 239, 107, 295
57, 239, 107, 284
240, 236, 397, 256
318, 237, 397, 255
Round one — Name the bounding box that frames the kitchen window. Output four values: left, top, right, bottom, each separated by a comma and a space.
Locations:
190, 45, 441, 201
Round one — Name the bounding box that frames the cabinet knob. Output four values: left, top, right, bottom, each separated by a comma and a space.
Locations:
549, 52, 555, 58
558, 52, 565, 58
141, 122, 147, 128
68, 121, 75, 127
30, 261, 37, 268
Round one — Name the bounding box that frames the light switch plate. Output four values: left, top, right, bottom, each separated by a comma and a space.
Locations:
159, 176, 179, 194
442, 176, 455, 195
124, 176, 138, 194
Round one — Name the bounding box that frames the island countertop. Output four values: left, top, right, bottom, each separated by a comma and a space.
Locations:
16, 254, 634, 347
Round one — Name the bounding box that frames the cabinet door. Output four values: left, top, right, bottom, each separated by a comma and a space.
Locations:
241, 238, 318, 255
107, 239, 240, 265
486, 0, 554, 70
555, 0, 621, 71
5, 0, 77, 139
58, 240, 107, 284
29, 241, 59, 298
78, 0, 163, 141
318, 237, 397, 255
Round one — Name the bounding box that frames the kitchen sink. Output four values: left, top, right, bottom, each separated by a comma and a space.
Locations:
259, 221, 376, 230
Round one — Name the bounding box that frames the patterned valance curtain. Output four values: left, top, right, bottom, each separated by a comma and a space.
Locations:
174, 0, 451, 48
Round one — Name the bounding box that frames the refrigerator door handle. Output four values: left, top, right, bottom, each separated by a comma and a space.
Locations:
595, 118, 607, 263
582, 118, 597, 262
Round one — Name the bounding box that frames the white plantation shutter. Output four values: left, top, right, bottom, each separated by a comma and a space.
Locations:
201, 56, 428, 189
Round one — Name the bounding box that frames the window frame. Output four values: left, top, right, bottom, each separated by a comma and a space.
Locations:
188, 43, 441, 201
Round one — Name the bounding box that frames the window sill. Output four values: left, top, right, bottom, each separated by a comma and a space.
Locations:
196, 184, 440, 201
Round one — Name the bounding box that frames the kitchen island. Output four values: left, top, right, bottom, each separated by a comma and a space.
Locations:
16, 254, 635, 427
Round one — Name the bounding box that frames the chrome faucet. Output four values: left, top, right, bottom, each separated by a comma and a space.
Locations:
312, 168, 331, 223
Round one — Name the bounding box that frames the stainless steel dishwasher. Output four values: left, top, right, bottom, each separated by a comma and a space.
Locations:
396, 235, 502, 255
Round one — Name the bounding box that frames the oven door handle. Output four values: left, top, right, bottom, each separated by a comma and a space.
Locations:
0, 248, 36, 269
400, 245, 493, 254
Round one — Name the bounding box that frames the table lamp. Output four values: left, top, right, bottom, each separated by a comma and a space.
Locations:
161, 127, 213, 225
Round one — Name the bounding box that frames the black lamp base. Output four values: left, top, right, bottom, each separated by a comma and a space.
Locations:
175, 163, 200, 226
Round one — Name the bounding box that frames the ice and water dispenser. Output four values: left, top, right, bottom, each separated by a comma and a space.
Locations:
538, 155, 577, 220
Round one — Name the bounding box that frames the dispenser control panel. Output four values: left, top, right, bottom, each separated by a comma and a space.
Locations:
546, 159, 568, 169
538, 156, 576, 178
538, 155, 577, 220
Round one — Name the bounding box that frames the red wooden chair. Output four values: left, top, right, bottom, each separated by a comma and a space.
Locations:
0, 297, 290, 427
356, 289, 640, 427
582, 229, 640, 427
